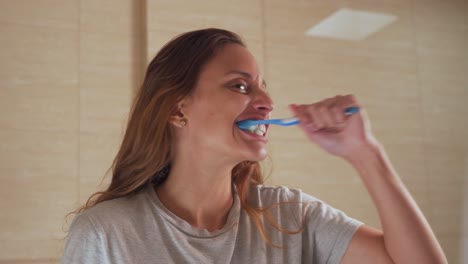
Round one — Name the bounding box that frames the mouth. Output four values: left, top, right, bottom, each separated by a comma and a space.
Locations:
244, 123, 267, 136
235, 118, 269, 137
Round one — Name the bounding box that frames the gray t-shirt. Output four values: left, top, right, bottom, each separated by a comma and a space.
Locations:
62, 183, 362, 264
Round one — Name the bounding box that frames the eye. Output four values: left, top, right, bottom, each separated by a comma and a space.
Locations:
230, 83, 249, 94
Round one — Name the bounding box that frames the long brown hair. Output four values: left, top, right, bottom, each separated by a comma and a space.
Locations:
74, 28, 300, 247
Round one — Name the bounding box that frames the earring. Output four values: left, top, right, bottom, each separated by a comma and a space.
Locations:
179, 118, 187, 127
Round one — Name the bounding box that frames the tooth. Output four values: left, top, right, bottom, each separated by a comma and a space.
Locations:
248, 125, 258, 133
259, 124, 266, 133
244, 123, 266, 136
255, 130, 264, 136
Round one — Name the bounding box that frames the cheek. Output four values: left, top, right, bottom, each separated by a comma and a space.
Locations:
188, 88, 250, 130
204, 95, 248, 120
201, 103, 231, 124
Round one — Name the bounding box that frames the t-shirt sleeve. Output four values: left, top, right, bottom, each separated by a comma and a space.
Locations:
302, 193, 363, 264
61, 212, 111, 264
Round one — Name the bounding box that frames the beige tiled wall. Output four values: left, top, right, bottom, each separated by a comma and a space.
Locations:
0, 0, 466, 263
78, 0, 139, 203
0, 0, 79, 262
146, 0, 264, 67
0, 0, 136, 262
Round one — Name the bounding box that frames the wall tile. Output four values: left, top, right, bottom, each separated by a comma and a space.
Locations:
79, 31, 135, 78
79, 31, 134, 134
80, 0, 137, 35
425, 146, 465, 186
79, 74, 131, 135
428, 182, 464, 236
0, 0, 78, 30
147, 0, 261, 35
79, 133, 121, 203
269, 136, 358, 185
420, 80, 467, 149
0, 130, 77, 259
0, 23, 78, 83
436, 235, 461, 264
412, 0, 468, 33
146, 0, 263, 65
0, 81, 77, 133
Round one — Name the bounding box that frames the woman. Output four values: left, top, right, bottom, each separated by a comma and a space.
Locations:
63, 28, 446, 263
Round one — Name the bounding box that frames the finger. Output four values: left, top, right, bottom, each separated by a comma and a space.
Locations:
305, 104, 324, 131
298, 104, 318, 131
318, 98, 346, 133
331, 104, 345, 124
289, 103, 312, 124
328, 95, 344, 123
318, 98, 339, 128
342, 94, 359, 110
291, 104, 320, 131
331, 94, 360, 122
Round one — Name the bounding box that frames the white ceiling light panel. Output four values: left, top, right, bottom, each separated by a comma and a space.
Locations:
305, 8, 398, 41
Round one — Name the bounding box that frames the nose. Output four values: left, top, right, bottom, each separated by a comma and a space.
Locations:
251, 89, 275, 113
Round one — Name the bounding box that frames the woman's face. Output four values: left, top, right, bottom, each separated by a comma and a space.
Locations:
178, 44, 274, 164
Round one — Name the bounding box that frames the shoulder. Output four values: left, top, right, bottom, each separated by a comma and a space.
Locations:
245, 185, 362, 263
73, 187, 150, 232
249, 184, 361, 225
64, 193, 147, 263
247, 184, 326, 226
249, 184, 322, 206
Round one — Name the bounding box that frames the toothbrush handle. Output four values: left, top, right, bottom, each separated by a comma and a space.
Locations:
344, 106, 360, 115
269, 107, 360, 126
291, 106, 360, 125
237, 106, 360, 129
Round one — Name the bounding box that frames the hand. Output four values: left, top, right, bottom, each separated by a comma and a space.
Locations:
289, 95, 379, 159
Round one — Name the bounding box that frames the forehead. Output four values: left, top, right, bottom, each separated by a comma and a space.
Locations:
201, 44, 262, 78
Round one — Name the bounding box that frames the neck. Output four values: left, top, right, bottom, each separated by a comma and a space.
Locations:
155, 155, 236, 232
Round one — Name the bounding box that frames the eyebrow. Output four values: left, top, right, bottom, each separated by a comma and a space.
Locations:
225, 70, 267, 88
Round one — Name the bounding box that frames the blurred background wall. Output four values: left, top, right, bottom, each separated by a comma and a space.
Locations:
0, 0, 466, 263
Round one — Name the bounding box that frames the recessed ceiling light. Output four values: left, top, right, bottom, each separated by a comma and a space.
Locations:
305, 8, 398, 41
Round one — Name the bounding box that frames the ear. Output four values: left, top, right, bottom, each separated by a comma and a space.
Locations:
168, 100, 188, 128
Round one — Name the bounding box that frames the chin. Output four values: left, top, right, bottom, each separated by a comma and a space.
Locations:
244, 148, 268, 162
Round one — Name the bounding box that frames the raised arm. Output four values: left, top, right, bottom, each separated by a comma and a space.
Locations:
289, 95, 447, 264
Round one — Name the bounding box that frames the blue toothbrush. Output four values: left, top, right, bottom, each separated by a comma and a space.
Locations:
236, 106, 360, 130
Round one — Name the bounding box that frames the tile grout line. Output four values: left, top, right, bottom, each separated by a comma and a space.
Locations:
140, 0, 148, 92
76, 0, 82, 207
409, 0, 431, 220
260, 0, 273, 186
261, 0, 267, 73
132, 0, 148, 96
